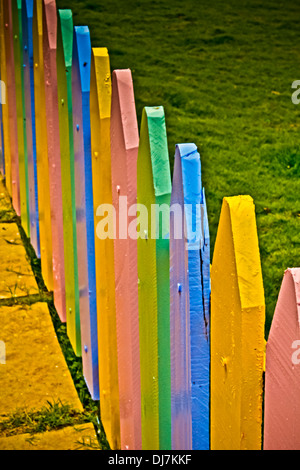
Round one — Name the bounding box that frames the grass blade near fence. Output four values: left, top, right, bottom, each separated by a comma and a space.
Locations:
110, 69, 142, 450
90, 47, 120, 449
22, 0, 40, 257
137, 106, 172, 450
57, 9, 81, 357
32, 0, 53, 291
264, 268, 300, 450
42, 0, 66, 320
11, 0, 30, 236
210, 195, 265, 450
72, 25, 99, 400
3, 0, 20, 215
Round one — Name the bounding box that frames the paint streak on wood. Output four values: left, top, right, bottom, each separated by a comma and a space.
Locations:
137, 106, 172, 450
264, 268, 300, 450
90, 47, 120, 448
110, 69, 142, 450
32, 0, 53, 291
42, 0, 66, 321
57, 9, 81, 357
210, 196, 265, 450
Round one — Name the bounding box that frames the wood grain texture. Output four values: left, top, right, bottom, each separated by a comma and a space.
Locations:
264, 268, 300, 450
210, 196, 265, 450
110, 69, 142, 450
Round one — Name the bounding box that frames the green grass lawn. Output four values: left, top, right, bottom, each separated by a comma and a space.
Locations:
57, 0, 300, 335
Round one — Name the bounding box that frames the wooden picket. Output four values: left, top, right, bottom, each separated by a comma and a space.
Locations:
2, 0, 20, 214
72, 25, 99, 400
57, 9, 81, 357
90, 47, 120, 449
210, 196, 265, 450
110, 69, 142, 451
137, 106, 172, 450
33, 0, 53, 290
12, 0, 30, 236
0, 0, 298, 452
264, 268, 300, 450
170, 143, 210, 450
0, 1, 10, 185
22, 0, 40, 257
42, 0, 66, 321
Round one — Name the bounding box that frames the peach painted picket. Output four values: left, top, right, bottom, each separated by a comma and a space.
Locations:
0, 0, 298, 452
110, 69, 142, 451
43, 0, 66, 322
264, 268, 300, 450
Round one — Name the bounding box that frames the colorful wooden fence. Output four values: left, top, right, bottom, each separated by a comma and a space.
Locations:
0, 0, 298, 451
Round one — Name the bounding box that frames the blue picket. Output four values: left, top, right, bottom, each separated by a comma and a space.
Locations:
72, 25, 99, 400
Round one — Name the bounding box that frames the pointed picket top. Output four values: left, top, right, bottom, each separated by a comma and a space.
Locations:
74, 26, 91, 93
72, 25, 99, 400
211, 196, 265, 450
92, 48, 111, 120
90, 47, 120, 448
227, 196, 265, 311
110, 69, 142, 451
43, 0, 57, 50
264, 268, 300, 450
111, 69, 139, 151
137, 106, 172, 450
58, 9, 73, 68
144, 106, 172, 199
24, 0, 33, 17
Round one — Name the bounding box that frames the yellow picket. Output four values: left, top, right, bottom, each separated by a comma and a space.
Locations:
210, 196, 265, 450
90, 47, 120, 450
